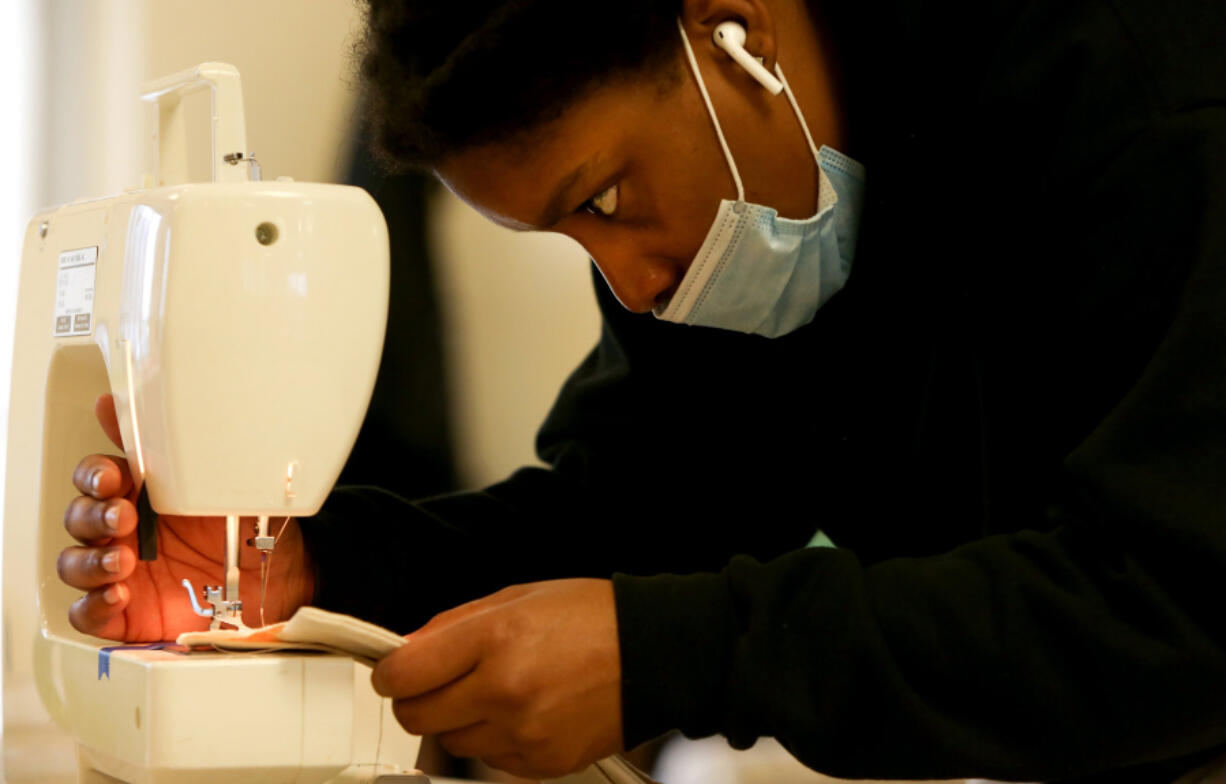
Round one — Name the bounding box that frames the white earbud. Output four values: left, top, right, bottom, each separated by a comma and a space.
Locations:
712, 21, 784, 95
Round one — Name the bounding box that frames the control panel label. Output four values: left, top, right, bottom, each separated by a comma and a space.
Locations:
54, 246, 98, 337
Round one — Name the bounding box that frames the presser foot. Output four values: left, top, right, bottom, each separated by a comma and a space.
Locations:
181, 578, 249, 631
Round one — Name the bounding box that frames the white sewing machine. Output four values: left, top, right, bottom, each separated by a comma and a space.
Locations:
1, 63, 424, 782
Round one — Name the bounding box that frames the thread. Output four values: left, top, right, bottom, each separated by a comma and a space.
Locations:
257, 516, 293, 627
374, 696, 387, 779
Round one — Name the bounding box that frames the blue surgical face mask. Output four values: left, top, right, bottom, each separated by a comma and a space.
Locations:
652, 20, 867, 338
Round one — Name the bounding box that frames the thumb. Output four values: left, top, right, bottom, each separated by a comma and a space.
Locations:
95, 394, 123, 450
372, 614, 486, 699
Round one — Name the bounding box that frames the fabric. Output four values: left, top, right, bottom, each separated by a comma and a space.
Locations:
177, 606, 408, 666
298, 0, 1226, 781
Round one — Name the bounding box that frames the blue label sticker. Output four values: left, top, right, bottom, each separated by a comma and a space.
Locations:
98, 643, 176, 680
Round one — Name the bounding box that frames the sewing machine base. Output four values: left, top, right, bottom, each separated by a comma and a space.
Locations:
38, 636, 419, 783
76, 760, 430, 784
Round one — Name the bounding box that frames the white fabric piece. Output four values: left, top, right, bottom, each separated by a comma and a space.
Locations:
177, 605, 407, 666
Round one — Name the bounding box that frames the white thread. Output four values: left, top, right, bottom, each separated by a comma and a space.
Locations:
259, 551, 267, 627
258, 517, 293, 627
368, 697, 387, 782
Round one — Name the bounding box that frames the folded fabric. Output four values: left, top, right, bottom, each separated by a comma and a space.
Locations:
177, 605, 407, 666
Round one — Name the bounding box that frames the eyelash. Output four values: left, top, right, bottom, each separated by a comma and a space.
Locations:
582, 184, 619, 218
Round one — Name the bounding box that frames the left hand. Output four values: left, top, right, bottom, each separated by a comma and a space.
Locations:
372, 578, 624, 779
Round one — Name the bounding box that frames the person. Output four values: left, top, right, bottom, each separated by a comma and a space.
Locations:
56, 0, 1226, 781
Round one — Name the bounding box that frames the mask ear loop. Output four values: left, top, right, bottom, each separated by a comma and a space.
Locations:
775, 65, 823, 165
775, 65, 828, 213
677, 18, 746, 207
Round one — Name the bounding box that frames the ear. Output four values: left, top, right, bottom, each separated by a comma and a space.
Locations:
680, 0, 779, 72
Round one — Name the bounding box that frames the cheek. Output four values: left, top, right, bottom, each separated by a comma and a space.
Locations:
645, 151, 734, 267
626, 92, 737, 265
662, 171, 726, 268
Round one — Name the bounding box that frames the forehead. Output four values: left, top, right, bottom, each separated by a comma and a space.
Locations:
433, 77, 677, 230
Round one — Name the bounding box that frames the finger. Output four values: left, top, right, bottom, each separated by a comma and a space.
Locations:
372, 617, 485, 698
389, 672, 490, 736
72, 454, 134, 500
68, 583, 129, 639
64, 496, 136, 545
56, 545, 134, 590
434, 722, 515, 762
95, 394, 123, 450
480, 753, 535, 780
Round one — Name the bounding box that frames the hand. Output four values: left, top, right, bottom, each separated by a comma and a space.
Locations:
57, 393, 315, 641
372, 578, 624, 780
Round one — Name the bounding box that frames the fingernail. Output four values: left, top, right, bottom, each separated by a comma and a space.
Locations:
103, 585, 122, 604
104, 505, 120, 533
90, 470, 102, 493
102, 550, 121, 573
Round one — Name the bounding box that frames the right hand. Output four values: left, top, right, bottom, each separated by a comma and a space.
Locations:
58, 393, 316, 642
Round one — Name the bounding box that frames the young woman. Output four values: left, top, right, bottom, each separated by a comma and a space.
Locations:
60, 0, 1226, 780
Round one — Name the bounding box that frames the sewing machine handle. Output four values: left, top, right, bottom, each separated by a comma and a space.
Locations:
140, 61, 250, 187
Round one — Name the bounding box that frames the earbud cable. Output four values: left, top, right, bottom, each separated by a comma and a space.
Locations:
677, 18, 746, 203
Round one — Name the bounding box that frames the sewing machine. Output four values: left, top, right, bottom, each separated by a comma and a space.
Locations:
1, 63, 423, 782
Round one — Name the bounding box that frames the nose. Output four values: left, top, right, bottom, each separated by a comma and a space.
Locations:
591, 253, 680, 314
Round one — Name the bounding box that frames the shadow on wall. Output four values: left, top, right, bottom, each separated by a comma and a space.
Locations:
336, 130, 458, 500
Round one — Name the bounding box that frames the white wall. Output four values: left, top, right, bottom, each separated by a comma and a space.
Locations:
0, 0, 43, 755
431, 192, 600, 487
145, 0, 364, 187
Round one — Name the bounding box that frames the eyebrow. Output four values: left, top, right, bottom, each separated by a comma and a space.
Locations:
536, 159, 593, 229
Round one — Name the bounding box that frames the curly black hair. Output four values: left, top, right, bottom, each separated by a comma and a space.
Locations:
356, 0, 684, 172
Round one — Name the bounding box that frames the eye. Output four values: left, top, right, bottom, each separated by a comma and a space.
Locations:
583, 184, 619, 217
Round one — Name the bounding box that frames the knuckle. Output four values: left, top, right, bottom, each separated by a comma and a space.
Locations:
485, 612, 522, 649
510, 718, 550, 748
440, 599, 478, 620
493, 663, 538, 706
